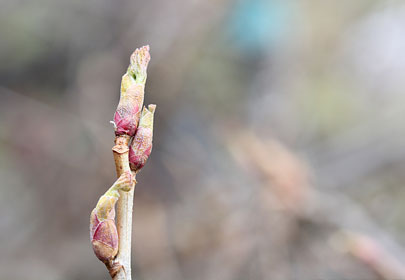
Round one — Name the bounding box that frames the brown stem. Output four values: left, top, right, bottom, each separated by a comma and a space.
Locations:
110, 135, 136, 280
113, 135, 132, 176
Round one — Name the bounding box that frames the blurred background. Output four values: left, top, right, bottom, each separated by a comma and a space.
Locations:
1, 0, 405, 279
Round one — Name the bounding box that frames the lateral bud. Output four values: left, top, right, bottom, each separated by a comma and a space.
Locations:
90, 172, 134, 262
129, 104, 156, 172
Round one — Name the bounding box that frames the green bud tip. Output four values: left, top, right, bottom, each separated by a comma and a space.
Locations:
129, 45, 150, 85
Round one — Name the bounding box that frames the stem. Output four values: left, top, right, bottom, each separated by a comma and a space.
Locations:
94, 46, 151, 280
110, 135, 135, 280
114, 184, 134, 280
113, 135, 132, 176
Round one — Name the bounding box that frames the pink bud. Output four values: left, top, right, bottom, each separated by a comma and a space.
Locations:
129, 129, 152, 171
89, 172, 134, 262
129, 105, 156, 172
113, 85, 144, 136
91, 218, 119, 262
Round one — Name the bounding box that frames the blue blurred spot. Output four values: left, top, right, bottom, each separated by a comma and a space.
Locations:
227, 0, 288, 53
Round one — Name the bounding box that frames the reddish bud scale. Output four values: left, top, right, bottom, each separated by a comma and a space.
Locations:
113, 84, 144, 136
129, 104, 155, 172
129, 127, 153, 171
91, 216, 119, 262
90, 203, 119, 262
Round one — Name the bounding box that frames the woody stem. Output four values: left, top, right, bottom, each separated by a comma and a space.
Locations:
111, 135, 136, 280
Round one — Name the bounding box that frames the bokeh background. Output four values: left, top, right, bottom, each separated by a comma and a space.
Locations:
2, 0, 405, 279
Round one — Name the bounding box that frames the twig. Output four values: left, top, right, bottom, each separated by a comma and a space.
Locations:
111, 135, 135, 280
90, 46, 155, 280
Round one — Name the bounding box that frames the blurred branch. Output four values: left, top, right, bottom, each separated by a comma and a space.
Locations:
330, 230, 405, 279
227, 131, 405, 279
308, 108, 405, 189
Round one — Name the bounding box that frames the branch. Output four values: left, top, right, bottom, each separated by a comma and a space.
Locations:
90, 45, 155, 280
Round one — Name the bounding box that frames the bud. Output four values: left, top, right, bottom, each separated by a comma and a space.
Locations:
91, 218, 119, 262
90, 172, 134, 262
129, 104, 156, 172
113, 46, 151, 136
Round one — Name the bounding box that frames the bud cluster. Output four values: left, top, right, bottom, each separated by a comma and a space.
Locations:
112, 45, 156, 172
90, 46, 156, 265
